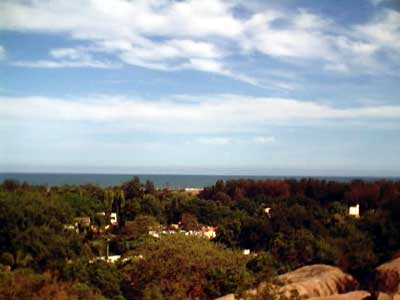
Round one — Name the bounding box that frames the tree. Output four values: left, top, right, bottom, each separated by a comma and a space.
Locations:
115, 190, 126, 228
144, 180, 156, 196
244, 283, 300, 300
122, 215, 159, 240
1, 179, 21, 192
121, 234, 253, 300
139, 194, 164, 223
0, 191, 80, 271
215, 220, 242, 248
180, 213, 199, 231
103, 189, 114, 225
247, 252, 277, 284
122, 177, 143, 200
0, 268, 104, 300
61, 260, 124, 300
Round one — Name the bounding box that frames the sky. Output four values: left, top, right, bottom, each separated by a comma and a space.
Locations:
0, 0, 399, 176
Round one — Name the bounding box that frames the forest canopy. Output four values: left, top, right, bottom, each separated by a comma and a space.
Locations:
0, 177, 399, 300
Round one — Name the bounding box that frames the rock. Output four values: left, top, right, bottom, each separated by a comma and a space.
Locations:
375, 257, 400, 297
214, 294, 236, 300
214, 264, 359, 300
308, 290, 371, 300
377, 293, 400, 300
277, 264, 359, 299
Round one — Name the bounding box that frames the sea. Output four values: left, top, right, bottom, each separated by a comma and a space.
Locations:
0, 173, 398, 189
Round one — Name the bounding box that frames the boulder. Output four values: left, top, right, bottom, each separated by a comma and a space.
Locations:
375, 258, 400, 298
308, 290, 371, 300
277, 264, 359, 299
377, 293, 400, 300
214, 294, 236, 300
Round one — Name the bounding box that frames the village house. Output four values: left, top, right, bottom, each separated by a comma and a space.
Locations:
349, 204, 360, 218
74, 216, 91, 227
243, 249, 250, 255
184, 188, 202, 195
201, 226, 217, 239
110, 212, 118, 225
264, 207, 271, 217
149, 224, 217, 240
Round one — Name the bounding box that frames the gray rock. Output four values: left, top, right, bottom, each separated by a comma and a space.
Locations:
214, 294, 236, 300
308, 290, 371, 300
375, 258, 400, 298
277, 264, 359, 299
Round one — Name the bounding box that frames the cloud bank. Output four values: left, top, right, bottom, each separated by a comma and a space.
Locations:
1, 0, 399, 85
1, 94, 399, 133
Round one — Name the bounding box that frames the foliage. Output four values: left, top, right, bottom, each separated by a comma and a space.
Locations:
0, 268, 104, 300
61, 260, 125, 300
0, 190, 81, 271
121, 234, 253, 300
1, 177, 400, 299
244, 283, 301, 300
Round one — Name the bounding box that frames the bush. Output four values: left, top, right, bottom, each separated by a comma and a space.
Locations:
121, 234, 253, 300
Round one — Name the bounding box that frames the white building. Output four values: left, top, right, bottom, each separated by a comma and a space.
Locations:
201, 226, 217, 239
110, 212, 118, 225
349, 204, 360, 218
264, 207, 271, 217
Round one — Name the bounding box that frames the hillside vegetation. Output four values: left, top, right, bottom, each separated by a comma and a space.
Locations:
1, 177, 400, 300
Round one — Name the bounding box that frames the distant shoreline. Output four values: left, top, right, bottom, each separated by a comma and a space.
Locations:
1, 172, 399, 189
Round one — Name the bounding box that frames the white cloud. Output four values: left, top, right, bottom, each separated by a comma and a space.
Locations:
355, 9, 400, 52
253, 136, 276, 144
13, 59, 118, 69
194, 136, 276, 145
370, 0, 386, 6
0, 94, 399, 133
241, 10, 334, 60
14, 46, 120, 69
196, 137, 233, 145
0, 45, 5, 60
0, 0, 399, 79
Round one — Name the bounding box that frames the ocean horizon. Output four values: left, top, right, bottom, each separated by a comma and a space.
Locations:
1, 172, 399, 189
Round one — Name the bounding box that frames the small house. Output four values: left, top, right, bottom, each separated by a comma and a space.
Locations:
349, 204, 360, 218
74, 216, 91, 227
110, 212, 118, 225
201, 226, 217, 239
264, 207, 271, 216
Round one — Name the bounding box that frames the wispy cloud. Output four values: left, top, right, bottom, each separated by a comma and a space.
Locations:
196, 137, 233, 145
1, 0, 398, 85
369, 0, 386, 6
194, 136, 276, 145
253, 136, 276, 144
13, 59, 119, 69
0, 45, 5, 60
1, 94, 399, 134
13, 46, 120, 69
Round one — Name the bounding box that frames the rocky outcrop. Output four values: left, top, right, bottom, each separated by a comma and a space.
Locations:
375, 257, 400, 298
277, 264, 359, 299
214, 264, 359, 300
377, 293, 400, 300
308, 290, 371, 300
214, 294, 236, 300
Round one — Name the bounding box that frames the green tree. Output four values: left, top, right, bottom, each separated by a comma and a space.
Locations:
121, 234, 253, 300
122, 215, 159, 240
144, 180, 156, 196
0, 191, 80, 271
122, 177, 143, 200
103, 189, 114, 225
180, 212, 200, 231
115, 190, 126, 228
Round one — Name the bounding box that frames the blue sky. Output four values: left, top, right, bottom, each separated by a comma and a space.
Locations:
0, 0, 399, 176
